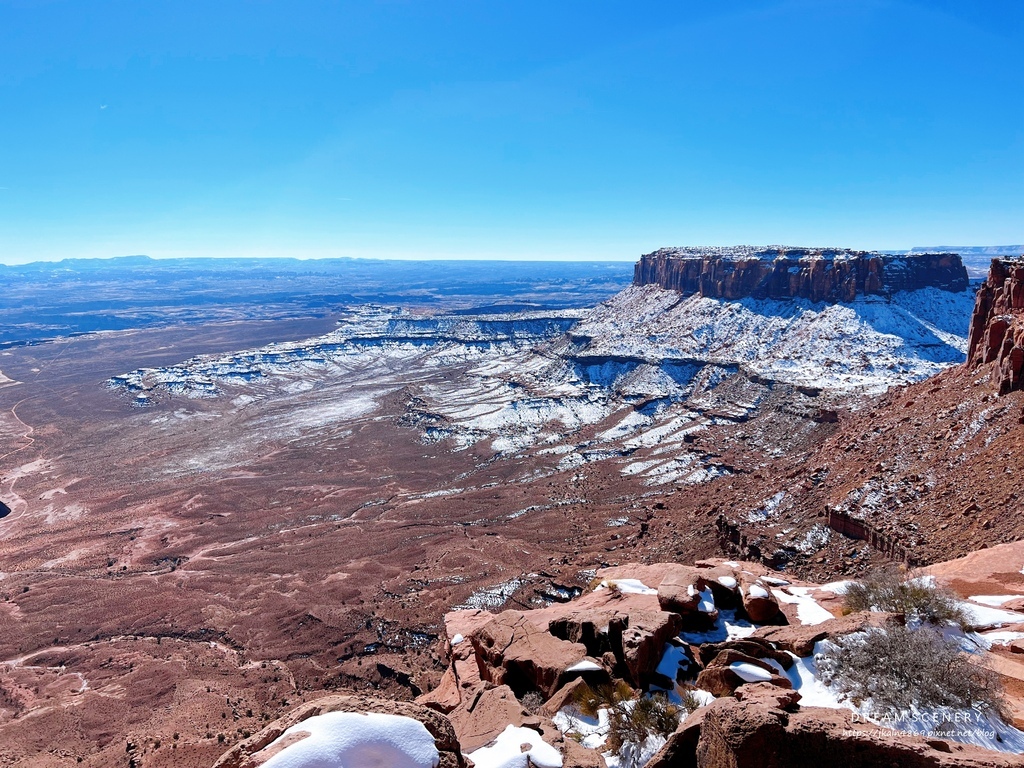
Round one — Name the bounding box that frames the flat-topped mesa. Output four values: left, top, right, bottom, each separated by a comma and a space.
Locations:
634, 246, 969, 303
967, 257, 1024, 394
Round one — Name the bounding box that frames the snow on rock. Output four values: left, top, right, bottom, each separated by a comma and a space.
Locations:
979, 630, 1024, 647
679, 609, 756, 644
747, 584, 769, 599
728, 662, 774, 683
774, 643, 849, 710
654, 643, 690, 683
597, 578, 658, 595
819, 580, 854, 595
467, 724, 563, 768
967, 595, 1024, 607
552, 707, 608, 751
260, 711, 440, 768
772, 587, 835, 625
697, 587, 716, 613
958, 601, 1024, 629
716, 575, 737, 589
572, 284, 975, 394
565, 659, 603, 673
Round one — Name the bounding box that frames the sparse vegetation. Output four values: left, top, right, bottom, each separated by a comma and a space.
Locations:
570, 681, 680, 768
520, 690, 545, 714
842, 566, 967, 627
817, 623, 1005, 718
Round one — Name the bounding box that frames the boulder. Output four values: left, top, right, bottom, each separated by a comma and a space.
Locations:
548, 609, 629, 657
657, 570, 706, 615
447, 683, 535, 752
447, 683, 606, 767
470, 610, 589, 697
540, 677, 591, 718
419, 665, 461, 714
212, 693, 467, 768
418, 609, 495, 712
620, 609, 683, 688
733, 681, 802, 711
751, 611, 902, 656
699, 565, 742, 609
695, 638, 793, 671
739, 577, 782, 624
694, 651, 792, 697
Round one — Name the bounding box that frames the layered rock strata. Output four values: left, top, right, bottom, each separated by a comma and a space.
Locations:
634, 246, 969, 303
967, 257, 1024, 394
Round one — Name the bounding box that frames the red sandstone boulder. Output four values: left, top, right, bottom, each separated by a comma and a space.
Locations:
751, 611, 902, 656
694, 638, 793, 671
645, 707, 705, 768
620, 609, 683, 688
739, 578, 781, 624
446, 683, 536, 752
470, 610, 589, 698
694, 649, 792, 696
419, 609, 495, 713
657, 567, 707, 614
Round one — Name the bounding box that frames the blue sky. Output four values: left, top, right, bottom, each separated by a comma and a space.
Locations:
0, 1, 1021, 263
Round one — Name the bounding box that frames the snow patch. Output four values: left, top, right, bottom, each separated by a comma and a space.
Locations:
261, 711, 440, 768
468, 724, 562, 768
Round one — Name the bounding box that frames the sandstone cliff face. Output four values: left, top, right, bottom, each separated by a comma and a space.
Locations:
634, 246, 969, 303
967, 258, 1024, 394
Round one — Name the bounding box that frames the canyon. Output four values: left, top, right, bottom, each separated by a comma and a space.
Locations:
0, 248, 1022, 766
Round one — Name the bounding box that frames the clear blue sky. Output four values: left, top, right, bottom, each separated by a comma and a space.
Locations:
0, 1, 1021, 263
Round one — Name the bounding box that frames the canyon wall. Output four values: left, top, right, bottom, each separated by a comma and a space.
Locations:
967, 257, 1024, 394
633, 247, 969, 303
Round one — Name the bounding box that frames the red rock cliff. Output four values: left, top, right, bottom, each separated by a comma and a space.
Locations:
634, 246, 969, 303
967, 257, 1024, 394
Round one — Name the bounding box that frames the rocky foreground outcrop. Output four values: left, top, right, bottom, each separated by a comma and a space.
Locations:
634, 246, 968, 303
210, 556, 1024, 768
967, 257, 1024, 394
650, 684, 1020, 768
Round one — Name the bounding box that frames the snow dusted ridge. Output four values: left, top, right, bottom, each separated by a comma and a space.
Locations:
643, 245, 881, 261
572, 284, 975, 393
105, 280, 976, 486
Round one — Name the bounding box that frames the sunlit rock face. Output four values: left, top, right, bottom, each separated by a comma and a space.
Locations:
634, 246, 969, 303
967, 257, 1024, 394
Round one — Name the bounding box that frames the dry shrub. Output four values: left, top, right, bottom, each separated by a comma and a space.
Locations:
571, 681, 680, 766
817, 623, 1005, 718
842, 566, 967, 627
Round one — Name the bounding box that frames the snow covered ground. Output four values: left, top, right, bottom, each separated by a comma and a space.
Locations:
106, 282, 976, 487
572, 284, 975, 394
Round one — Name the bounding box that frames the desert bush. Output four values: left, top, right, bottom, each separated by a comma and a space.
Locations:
677, 687, 704, 715
817, 623, 1005, 718
606, 693, 679, 754
571, 679, 635, 718
842, 566, 967, 627
520, 690, 545, 714
571, 681, 680, 767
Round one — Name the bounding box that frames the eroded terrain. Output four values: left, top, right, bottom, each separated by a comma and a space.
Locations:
0, 255, 1018, 766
